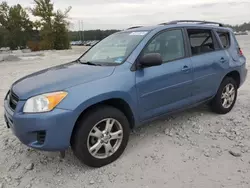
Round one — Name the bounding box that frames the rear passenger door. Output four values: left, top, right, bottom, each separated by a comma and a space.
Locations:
186, 28, 228, 102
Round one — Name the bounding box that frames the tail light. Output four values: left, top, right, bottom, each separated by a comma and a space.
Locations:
238, 48, 244, 56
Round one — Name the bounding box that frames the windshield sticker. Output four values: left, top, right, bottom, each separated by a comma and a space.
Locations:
129, 31, 148, 36
114, 57, 124, 63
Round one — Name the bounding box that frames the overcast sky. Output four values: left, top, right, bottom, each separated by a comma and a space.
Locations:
8, 0, 250, 30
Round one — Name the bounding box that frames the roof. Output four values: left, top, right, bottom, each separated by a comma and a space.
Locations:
124, 25, 160, 32
124, 20, 231, 32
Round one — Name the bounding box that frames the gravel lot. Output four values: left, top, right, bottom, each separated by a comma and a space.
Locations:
0, 36, 250, 188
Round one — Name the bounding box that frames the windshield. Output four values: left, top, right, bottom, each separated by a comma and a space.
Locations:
79, 31, 148, 65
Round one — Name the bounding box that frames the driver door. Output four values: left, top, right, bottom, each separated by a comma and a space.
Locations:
135, 29, 194, 121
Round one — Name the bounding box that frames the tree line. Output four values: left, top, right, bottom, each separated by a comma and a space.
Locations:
69, 22, 250, 42
0, 0, 71, 50
228, 22, 250, 32
0, 0, 249, 50
69, 30, 120, 42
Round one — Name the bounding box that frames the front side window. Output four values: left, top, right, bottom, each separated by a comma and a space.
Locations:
187, 29, 215, 55
79, 31, 148, 65
142, 29, 185, 62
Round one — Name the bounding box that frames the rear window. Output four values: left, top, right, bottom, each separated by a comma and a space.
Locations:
217, 32, 230, 48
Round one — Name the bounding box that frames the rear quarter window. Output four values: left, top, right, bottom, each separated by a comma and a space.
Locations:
217, 31, 230, 48
231, 33, 240, 48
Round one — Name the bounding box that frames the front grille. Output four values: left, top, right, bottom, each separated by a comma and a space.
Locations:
9, 90, 19, 111
37, 131, 46, 145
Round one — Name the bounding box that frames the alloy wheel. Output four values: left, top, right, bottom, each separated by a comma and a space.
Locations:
221, 83, 235, 109
87, 118, 123, 159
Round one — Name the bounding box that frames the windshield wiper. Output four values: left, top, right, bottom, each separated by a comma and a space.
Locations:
77, 59, 102, 66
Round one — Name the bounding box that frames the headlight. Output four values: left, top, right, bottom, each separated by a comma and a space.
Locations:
23, 91, 68, 113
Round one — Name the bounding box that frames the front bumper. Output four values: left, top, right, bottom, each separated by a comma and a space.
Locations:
4, 100, 75, 151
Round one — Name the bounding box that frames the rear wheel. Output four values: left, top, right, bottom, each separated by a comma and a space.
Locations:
211, 77, 238, 114
71, 105, 130, 167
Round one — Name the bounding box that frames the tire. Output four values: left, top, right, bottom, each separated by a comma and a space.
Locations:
71, 105, 130, 167
211, 77, 238, 114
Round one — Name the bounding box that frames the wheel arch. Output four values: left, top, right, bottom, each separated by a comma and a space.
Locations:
224, 70, 240, 88
70, 95, 137, 145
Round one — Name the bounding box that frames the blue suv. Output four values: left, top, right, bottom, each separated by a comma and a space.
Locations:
4, 20, 248, 167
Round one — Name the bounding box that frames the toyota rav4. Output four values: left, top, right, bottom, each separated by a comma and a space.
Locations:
4, 20, 248, 167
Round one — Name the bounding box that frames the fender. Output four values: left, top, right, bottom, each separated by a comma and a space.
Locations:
57, 73, 139, 126
216, 68, 241, 94
73, 91, 139, 124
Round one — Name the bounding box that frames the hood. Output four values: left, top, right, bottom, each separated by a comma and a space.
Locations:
12, 62, 115, 99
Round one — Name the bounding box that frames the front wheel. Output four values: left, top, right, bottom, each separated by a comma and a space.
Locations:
211, 77, 238, 114
71, 105, 130, 167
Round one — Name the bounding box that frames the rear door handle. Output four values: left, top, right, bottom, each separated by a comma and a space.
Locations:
182, 65, 190, 72
220, 57, 226, 63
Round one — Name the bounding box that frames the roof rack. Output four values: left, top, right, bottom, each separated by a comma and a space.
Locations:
159, 20, 224, 27
126, 26, 142, 30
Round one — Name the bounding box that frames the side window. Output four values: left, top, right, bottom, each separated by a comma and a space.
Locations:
187, 29, 215, 55
217, 31, 230, 48
142, 29, 185, 62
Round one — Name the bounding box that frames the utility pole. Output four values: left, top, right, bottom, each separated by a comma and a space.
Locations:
78, 20, 81, 41
81, 20, 84, 42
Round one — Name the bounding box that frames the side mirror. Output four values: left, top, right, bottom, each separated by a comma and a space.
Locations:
139, 53, 163, 68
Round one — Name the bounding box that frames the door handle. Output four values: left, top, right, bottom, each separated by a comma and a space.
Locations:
182, 65, 190, 72
220, 57, 226, 63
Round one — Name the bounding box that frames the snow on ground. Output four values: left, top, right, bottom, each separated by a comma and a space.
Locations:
0, 38, 250, 188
